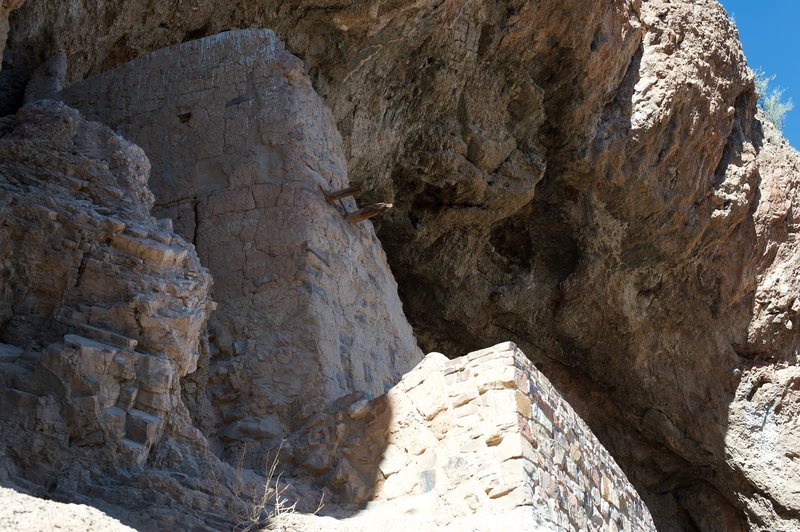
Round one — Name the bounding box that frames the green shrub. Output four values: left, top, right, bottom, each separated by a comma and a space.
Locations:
754, 68, 794, 132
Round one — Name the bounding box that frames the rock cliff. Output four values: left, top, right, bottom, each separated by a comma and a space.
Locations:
0, 96, 656, 531
1, 0, 800, 531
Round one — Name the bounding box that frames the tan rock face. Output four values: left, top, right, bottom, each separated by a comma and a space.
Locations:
0, 101, 211, 379
724, 119, 800, 528
58, 29, 422, 440
4, 0, 800, 529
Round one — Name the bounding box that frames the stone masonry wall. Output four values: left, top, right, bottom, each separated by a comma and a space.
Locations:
57, 30, 422, 441
283, 342, 656, 531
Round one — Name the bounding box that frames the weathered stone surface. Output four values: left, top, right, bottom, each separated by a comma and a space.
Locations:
277, 343, 656, 531
0, 485, 136, 532
0, 0, 24, 74
58, 29, 422, 440
0, 101, 247, 530
22, 51, 65, 102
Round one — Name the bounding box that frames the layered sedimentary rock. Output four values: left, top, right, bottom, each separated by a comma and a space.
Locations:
0, 99, 213, 444
58, 30, 422, 448
0, 101, 248, 530
3, 0, 800, 530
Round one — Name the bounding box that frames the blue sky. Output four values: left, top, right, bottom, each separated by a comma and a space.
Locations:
719, 0, 800, 147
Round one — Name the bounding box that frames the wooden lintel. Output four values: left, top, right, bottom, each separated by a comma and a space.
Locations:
346, 203, 393, 223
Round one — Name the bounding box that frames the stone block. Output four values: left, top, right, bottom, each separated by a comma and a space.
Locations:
135, 389, 172, 412
455, 411, 482, 429
116, 385, 138, 410
429, 409, 455, 440
402, 426, 438, 456
466, 342, 517, 360
111, 232, 187, 269
135, 356, 174, 393
379, 462, 420, 500
601, 474, 621, 508
102, 406, 127, 439
419, 469, 436, 493
125, 408, 161, 445
71, 395, 101, 417
406, 373, 449, 421
378, 445, 409, 478
448, 380, 480, 407
73, 325, 138, 351
477, 363, 518, 393
112, 353, 136, 381
493, 435, 536, 464
119, 438, 149, 467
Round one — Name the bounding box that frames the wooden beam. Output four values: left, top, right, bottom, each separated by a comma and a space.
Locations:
321, 184, 363, 204
347, 203, 393, 223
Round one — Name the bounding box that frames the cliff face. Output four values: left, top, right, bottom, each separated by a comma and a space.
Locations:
0, 96, 658, 532
2, 0, 800, 530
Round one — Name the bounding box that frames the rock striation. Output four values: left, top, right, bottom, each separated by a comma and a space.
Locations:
0, 100, 250, 530
58, 30, 422, 449
0, 99, 213, 454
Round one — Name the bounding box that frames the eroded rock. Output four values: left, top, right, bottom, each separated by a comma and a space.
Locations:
0, 100, 246, 530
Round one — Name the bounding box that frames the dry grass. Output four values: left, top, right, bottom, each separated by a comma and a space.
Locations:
231, 441, 324, 532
